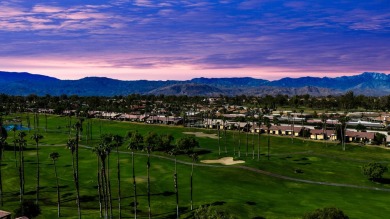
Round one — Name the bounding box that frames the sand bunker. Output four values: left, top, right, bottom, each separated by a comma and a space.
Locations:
201, 157, 245, 165
183, 132, 219, 139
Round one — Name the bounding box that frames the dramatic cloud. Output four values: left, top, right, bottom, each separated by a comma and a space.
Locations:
0, 0, 389, 80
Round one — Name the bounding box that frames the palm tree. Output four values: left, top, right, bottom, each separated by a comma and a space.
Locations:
339, 116, 350, 151
223, 117, 227, 154
131, 149, 137, 218
257, 114, 263, 161
321, 114, 328, 146
146, 145, 152, 219
17, 131, 27, 205
217, 122, 221, 155
49, 152, 61, 217
291, 109, 296, 143
238, 122, 241, 157
93, 147, 103, 218
11, 125, 17, 162
189, 153, 198, 211
74, 119, 83, 219
169, 149, 179, 219
93, 143, 111, 219
112, 134, 124, 218
0, 133, 6, 206
252, 114, 255, 159
67, 138, 81, 219
264, 118, 271, 160
245, 120, 249, 157
0, 123, 7, 206
31, 133, 43, 204
100, 134, 113, 218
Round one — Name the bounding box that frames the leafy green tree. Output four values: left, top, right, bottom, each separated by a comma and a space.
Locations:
362, 162, 388, 181
373, 133, 386, 145
128, 131, 144, 151
176, 136, 199, 154
303, 207, 349, 219
355, 124, 366, 132
145, 132, 162, 151
49, 152, 61, 217
159, 134, 174, 152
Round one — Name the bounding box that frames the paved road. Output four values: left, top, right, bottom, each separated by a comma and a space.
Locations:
79, 145, 390, 192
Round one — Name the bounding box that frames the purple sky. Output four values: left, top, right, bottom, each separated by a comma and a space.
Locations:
0, 0, 389, 80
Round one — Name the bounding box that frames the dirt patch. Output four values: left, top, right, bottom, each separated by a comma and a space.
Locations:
183, 132, 219, 139
201, 157, 245, 165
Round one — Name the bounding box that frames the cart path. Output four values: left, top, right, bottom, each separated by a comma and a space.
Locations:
77, 145, 390, 192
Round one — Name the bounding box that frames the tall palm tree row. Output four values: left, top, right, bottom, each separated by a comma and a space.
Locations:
147, 145, 152, 219
93, 142, 111, 219
0, 132, 6, 206
67, 138, 81, 219
257, 114, 263, 161
100, 134, 114, 218
49, 152, 61, 218
264, 118, 271, 161
74, 119, 83, 219
0, 122, 7, 206
131, 150, 137, 218
189, 153, 198, 211
112, 134, 124, 218
31, 133, 43, 204
17, 132, 27, 203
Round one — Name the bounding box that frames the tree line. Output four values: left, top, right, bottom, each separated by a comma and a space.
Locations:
1, 92, 390, 116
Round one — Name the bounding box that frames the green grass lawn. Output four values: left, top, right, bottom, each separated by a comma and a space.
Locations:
1, 113, 390, 218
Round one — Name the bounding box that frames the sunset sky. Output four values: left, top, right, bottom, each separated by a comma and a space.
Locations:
0, 0, 389, 80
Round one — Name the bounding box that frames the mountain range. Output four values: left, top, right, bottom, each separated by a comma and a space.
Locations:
0, 71, 389, 96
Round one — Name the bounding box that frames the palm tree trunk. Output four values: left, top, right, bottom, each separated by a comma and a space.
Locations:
238, 126, 241, 157
53, 160, 61, 217
75, 153, 81, 218
147, 150, 151, 219
233, 127, 236, 156
13, 131, 16, 164
101, 159, 109, 219
246, 124, 249, 157
267, 132, 270, 160
252, 126, 255, 159
174, 156, 179, 219
132, 152, 137, 219
116, 146, 121, 219
71, 151, 81, 219
107, 155, 113, 218
257, 132, 260, 161
190, 161, 194, 211
218, 126, 220, 155
97, 158, 103, 218
0, 151, 3, 206
224, 127, 227, 154
36, 142, 40, 204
